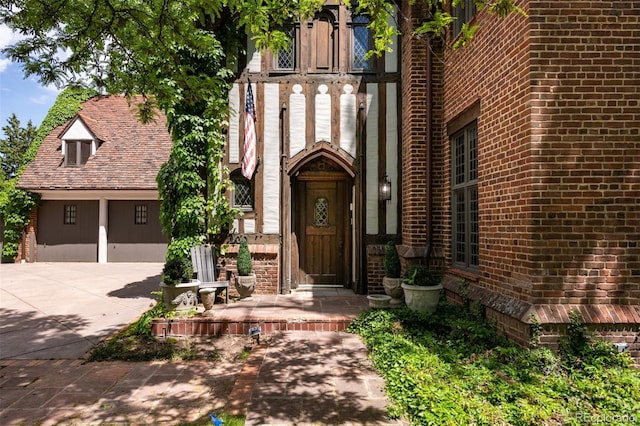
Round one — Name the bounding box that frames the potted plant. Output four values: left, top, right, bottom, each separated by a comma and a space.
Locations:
235, 237, 256, 298
159, 256, 200, 312
401, 264, 442, 313
382, 241, 404, 307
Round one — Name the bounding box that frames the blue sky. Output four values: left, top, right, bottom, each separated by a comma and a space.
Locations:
0, 25, 59, 130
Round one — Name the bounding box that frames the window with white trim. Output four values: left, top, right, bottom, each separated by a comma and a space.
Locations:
452, 122, 479, 270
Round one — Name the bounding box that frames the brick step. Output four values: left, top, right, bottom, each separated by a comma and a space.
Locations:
151, 316, 354, 337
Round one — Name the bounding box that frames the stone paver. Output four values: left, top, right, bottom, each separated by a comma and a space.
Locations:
0, 262, 163, 359
0, 263, 406, 425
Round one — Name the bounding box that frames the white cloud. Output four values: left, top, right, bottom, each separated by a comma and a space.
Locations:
0, 24, 23, 50
0, 58, 11, 72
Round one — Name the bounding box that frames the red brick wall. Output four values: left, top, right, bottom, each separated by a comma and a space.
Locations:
366, 244, 385, 294
400, 1, 431, 250
441, 0, 534, 301
221, 244, 279, 296
537, 325, 639, 367
528, 1, 640, 306
435, 0, 638, 360
15, 210, 38, 263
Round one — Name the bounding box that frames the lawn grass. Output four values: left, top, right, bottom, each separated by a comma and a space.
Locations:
348, 303, 639, 425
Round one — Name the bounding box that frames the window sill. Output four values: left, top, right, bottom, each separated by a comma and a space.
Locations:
448, 266, 480, 283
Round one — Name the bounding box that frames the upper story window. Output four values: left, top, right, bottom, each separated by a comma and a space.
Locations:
275, 26, 297, 71
352, 15, 373, 71
452, 0, 477, 39
64, 140, 92, 167
231, 172, 254, 211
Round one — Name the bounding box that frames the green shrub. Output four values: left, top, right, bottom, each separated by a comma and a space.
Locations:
348, 303, 640, 425
161, 256, 193, 285
403, 264, 441, 286
384, 241, 401, 278
236, 237, 252, 276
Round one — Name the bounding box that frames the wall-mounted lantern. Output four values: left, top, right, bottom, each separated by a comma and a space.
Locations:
379, 174, 391, 202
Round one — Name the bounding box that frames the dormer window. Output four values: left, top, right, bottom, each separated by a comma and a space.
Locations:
65, 141, 92, 166
60, 116, 97, 167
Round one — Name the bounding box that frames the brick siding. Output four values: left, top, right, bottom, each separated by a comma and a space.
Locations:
528, 1, 640, 305
408, 0, 640, 361
220, 244, 279, 296
366, 244, 386, 294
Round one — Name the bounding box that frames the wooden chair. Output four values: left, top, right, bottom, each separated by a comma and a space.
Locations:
190, 244, 230, 304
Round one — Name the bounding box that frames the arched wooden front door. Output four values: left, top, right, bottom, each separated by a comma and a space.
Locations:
293, 164, 351, 287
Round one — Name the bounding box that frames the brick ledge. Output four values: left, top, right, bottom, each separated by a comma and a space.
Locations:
442, 275, 640, 326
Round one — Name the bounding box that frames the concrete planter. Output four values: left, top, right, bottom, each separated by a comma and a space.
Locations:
367, 294, 392, 308
383, 277, 404, 307
159, 280, 200, 312
235, 274, 256, 298
401, 283, 442, 313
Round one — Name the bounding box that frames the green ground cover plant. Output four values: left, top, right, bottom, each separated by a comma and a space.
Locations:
348, 304, 639, 425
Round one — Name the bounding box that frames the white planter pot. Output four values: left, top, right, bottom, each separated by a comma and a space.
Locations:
401, 283, 442, 313
159, 280, 200, 312
367, 294, 392, 308
383, 277, 404, 307
235, 274, 256, 298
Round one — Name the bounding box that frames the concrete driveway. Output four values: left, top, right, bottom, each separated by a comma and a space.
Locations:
0, 262, 163, 359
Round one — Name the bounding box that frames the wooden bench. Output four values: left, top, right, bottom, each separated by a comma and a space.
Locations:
190, 244, 230, 304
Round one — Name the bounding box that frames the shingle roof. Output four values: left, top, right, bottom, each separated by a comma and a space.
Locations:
18, 95, 172, 191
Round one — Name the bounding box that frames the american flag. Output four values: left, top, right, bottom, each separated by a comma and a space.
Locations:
241, 81, 257, 180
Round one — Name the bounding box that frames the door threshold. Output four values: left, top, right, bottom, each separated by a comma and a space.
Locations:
297, 284, 343, 289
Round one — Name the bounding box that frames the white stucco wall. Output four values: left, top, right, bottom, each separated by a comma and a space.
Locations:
263, 83, 280, 234
365, 83, 379, 235
289, 84, 306, 157
340, 84, 357, 158
386, 82, 398, 234
229, 83, 240, 163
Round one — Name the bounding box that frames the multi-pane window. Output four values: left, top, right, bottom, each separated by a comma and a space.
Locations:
64, 204, 77, 225
452, 0, 477, 39
135, 205, 148, 225
452, 122, 479, 270
275, 26, 296, 70
65, 141, 92, 166
232, 174, 254, 210
352, 15, 373, 71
